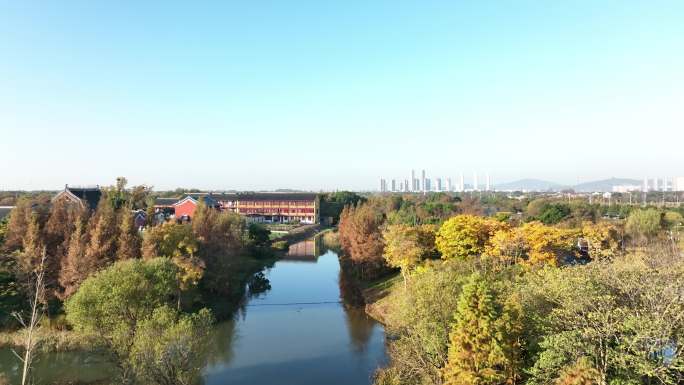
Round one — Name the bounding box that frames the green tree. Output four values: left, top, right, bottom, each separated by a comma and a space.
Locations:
625, 208, 661, 245
538, 203, 571, 225
0, 216, 8, 249
142, 223, 202, 308
442, 274, 522, 385
65, 258, 179, 380
247, 223, 271, 248
129, 306, 214, 385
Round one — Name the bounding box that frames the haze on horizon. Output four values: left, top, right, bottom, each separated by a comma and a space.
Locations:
1, 1, 683, 192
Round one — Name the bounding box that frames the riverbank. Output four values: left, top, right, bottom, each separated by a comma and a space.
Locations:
0, 327, 103, 351
360, 273, 401, 327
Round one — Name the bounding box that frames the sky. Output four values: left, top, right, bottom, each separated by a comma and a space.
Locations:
1, 1, 683, 191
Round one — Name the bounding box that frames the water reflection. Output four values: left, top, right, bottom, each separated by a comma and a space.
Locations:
202, 242, 386, 385
283, 237, 322, 261
0, 240, 386, 385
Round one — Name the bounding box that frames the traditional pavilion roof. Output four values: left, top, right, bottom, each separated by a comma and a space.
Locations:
54, 185, 102, 210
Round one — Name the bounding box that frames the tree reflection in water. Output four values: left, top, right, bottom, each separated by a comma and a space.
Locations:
339, 267, 378, 354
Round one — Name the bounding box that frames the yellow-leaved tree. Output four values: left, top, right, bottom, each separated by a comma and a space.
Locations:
580, 222, 621, 260
436, 215, 507, 260
382, 224, 436, 286
518, 222, 576, 267
485, 228, 528, 267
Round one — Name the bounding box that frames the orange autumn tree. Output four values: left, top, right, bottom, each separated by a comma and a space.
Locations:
338, 203, 387, 280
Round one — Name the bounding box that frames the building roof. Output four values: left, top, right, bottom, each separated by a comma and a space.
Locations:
213, 192, 318, 202
54, 186, 102, 210
152, 192, 319, 207
154, 197, 181, 207
0, 206, 13, 221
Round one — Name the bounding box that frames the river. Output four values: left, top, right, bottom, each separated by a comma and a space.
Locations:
0, 239, 387, 385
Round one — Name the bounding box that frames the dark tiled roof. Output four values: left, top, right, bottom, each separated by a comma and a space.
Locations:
153, 192, 319, 206
154, 197, 181, 207
0, 207, 13, 221
65, 187, 102, 210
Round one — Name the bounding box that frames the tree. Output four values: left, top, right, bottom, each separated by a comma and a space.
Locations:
12, 251, 46, 385
625, 208, 661, 245
382, 224, 436, 286
436, 215, 506, 260
65, 258, 179, 380
44, 198, 82, 296
442, 274, 522, 385
247, 223, 271, 248
525, 254, 684, 385
663, 211, 684, 229
338, 203, 387, 280
143, 223, 198, 261
485, 228, 527, 267
518, 222, 575, 266
3, 198, 32, 252
129, 306, 214, 385
117, 210, 141, 260
15, 213, 45, 278
538, 203, 571, 225
0, 216, 8, 249
58, 217, 90, 298
555, 358, 600, 385
83, 201, 120, 269
580, 222, 620, 260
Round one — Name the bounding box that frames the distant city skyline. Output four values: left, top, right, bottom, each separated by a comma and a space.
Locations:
1, 1, 683, 190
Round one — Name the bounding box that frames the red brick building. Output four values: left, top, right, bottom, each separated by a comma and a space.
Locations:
154, 192, 319, 224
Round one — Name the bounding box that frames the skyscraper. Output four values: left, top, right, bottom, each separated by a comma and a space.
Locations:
380, 178, 387, 192
436, 178, 443, 192
473, 172, 478, 191
485, 173, 491, 191
411, 170, 416, 191
460, 173, 465, 192
391, 179, 396, 192
447, 178, 453, 192
421, 170, 427, 193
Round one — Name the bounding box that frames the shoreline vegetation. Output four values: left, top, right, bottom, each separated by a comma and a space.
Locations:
335, 193, 684, 385
0, 225, 336, 353
0, 180, 349, 385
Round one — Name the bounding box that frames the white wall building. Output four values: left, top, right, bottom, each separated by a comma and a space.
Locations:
675, 177, 684, 192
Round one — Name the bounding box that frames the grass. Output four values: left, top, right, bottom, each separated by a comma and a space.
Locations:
361, 272, 402, 326
0, 326, 103, 352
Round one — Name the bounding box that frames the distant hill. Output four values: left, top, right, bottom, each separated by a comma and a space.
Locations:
573, 178, 641, 192
495, 179, 564, 192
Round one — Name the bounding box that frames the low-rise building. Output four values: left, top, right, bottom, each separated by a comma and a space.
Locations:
154, 192, 319, 224
52, 185, 102, 211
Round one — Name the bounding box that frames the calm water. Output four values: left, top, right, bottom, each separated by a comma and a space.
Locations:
0, 241, 387, 385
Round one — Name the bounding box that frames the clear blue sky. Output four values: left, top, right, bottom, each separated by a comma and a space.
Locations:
1, 1, 683, 191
